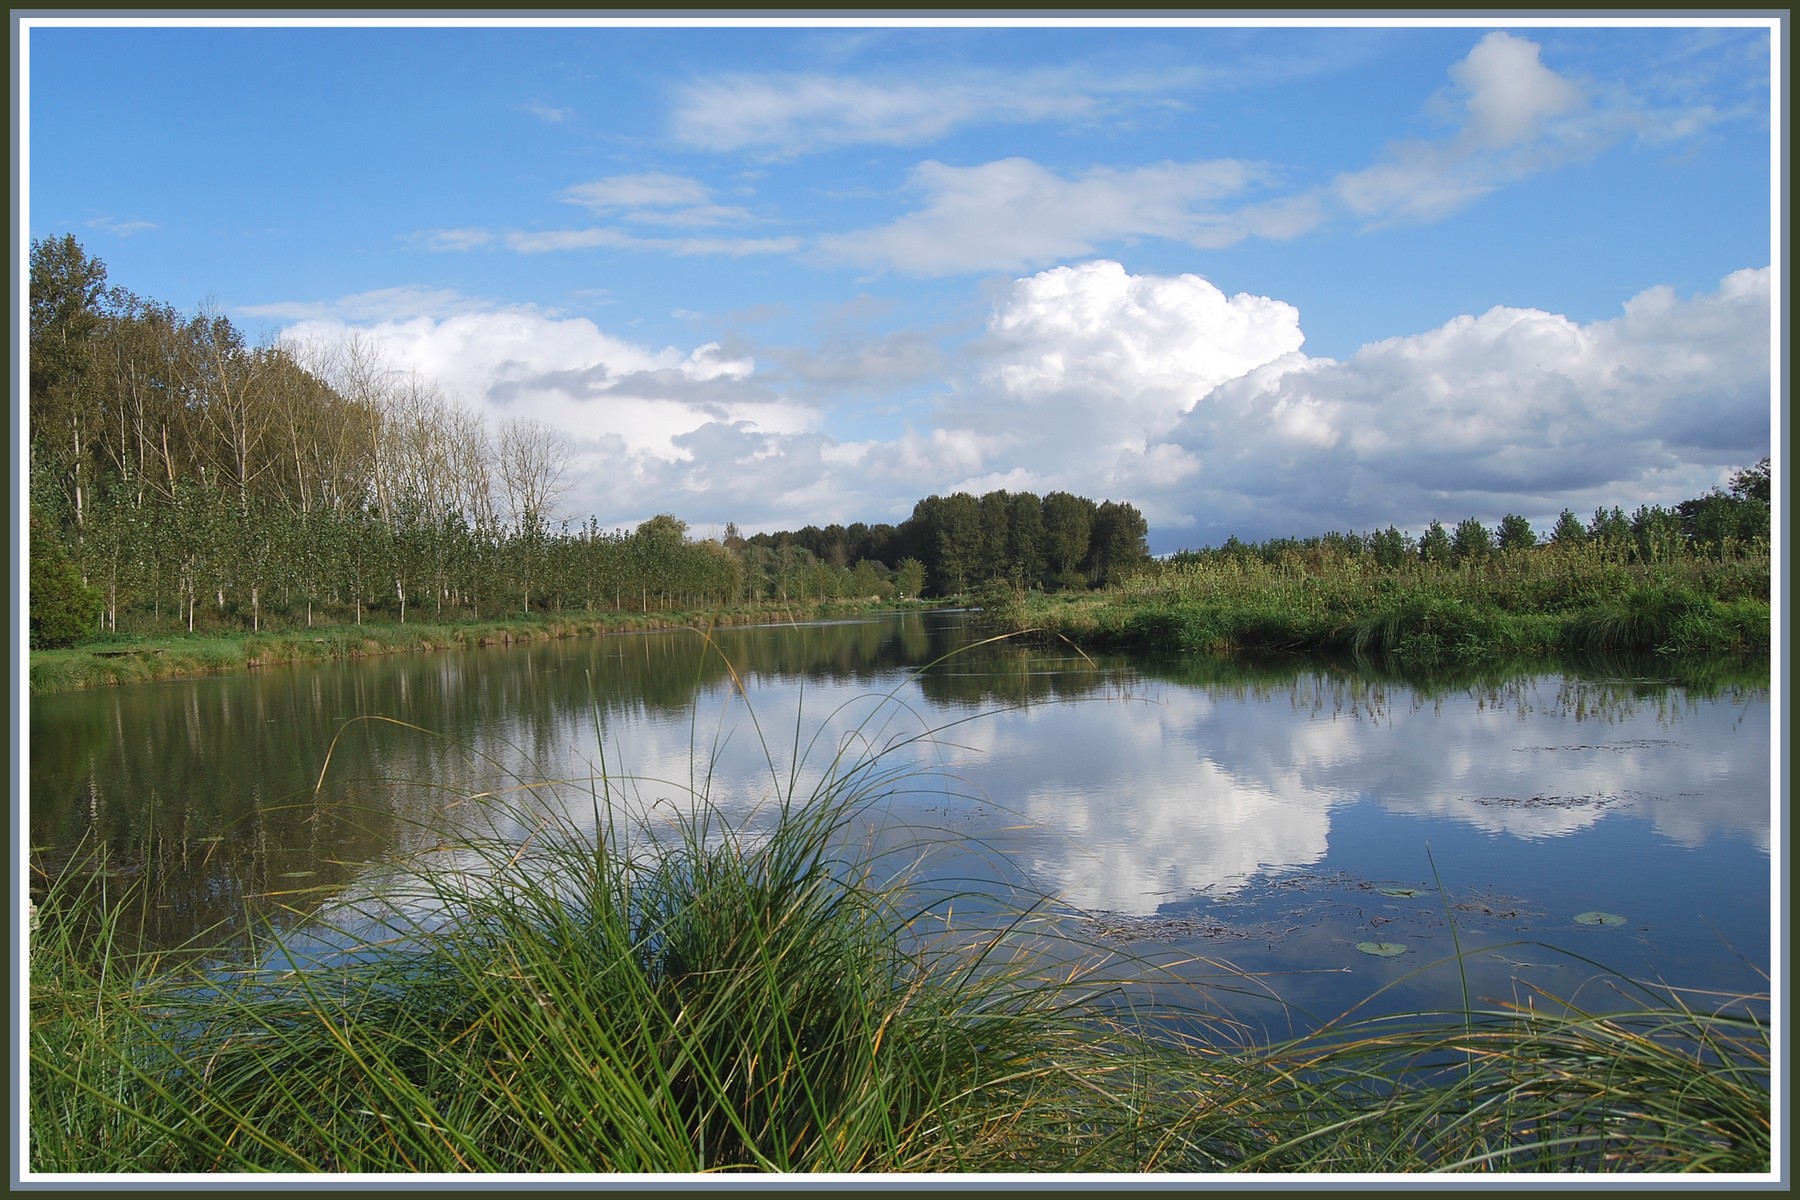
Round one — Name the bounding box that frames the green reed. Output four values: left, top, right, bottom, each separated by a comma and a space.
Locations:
1008, 541, 1769, 667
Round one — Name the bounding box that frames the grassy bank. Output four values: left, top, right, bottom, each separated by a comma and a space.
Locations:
29, 808, 1771, 1175
28, 674, 1771, 1176
27, 599, 932, 695
989, 543, 1770, 669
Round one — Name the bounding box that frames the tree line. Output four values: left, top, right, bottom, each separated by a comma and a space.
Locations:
27, 235, 1151, 647
1167, 462, 1771, 573
35, 231, 1759, 651
744, 489, 1151, 600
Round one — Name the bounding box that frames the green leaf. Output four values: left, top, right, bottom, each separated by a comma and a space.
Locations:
1355, 941, 1409, 957
1573, 910, 1626, 926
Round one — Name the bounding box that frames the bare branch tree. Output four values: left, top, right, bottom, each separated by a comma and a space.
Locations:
493, 414, 573, 530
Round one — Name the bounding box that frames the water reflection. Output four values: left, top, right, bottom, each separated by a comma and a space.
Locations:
30, 611, 1770, 1019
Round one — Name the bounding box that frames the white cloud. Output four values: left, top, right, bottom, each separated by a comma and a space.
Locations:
272, 262, 1769, 550
520, 102, 574, 124
1141, 265, 1772, 543
562, 172, 712, 210
561, 173, 759, 229
503, 227, 801, 257
815, 157, 1266, 276
806, 33, 1732, 274
1450, 30, 1584, 149
766, 329, 947, 399
982, 261, 1303, 415
816, 261, 1306, 509
1333, 32, 1636, 226
241, 285, 500, 323
670, 67, 1159, 157
277, 305, 832, 526
418, 228, 495, 252
422, 174, 786, 261
84, 216, 157, 236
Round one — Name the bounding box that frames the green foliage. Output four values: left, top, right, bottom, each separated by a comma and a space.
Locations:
29, 519, 100, 649
1449, 517, 1492, 564
1728, 457, 1770, 505
1367, 526, 1410, 569
1497, 513, 1536, 552
1418, 520, 1452, 565
1085, 499, 1151, 586
1588, 505, 1632, 553
1013, 528, 1766, 669
1041, 491, 1094, 582
894, 557, 926, 600
1551, 508, 1588, 546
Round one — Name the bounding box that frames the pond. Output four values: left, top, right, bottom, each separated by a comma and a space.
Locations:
28, 610, 1773, 1038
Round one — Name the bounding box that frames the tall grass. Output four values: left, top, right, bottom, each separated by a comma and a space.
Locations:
27, 643, 1772, 1176
1010, 542, 1770, 668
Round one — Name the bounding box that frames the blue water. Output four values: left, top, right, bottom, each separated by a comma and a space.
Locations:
30, 611, 1773, 1034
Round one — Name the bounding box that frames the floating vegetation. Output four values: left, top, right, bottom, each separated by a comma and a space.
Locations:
1086, 910, 1292, 944
1467, 791, 1633, 811
1513, 739, 1683, 754
1376, 887, 1426, 898
1574, 911, 1629, 927
1355, 941, 1409, 957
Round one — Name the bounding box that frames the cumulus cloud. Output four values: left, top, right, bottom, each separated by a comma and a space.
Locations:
765, 328, 949, 402
851, 260, 1768, 548
815, 157, 1267, 276
276, 304, 846, 527
958, 261, 1304, 490
273, 261, 1769, 551
1142, 265, 1772, 543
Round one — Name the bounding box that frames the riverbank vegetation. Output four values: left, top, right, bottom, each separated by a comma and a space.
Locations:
986, 494, 1771, 669
30, 716, 1769, 1176
25, 599, 930, 695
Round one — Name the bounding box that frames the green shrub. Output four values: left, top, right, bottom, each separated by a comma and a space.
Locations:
29, 519, 99, 649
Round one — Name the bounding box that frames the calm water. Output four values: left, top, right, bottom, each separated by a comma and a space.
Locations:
28, 611, 1773, 1033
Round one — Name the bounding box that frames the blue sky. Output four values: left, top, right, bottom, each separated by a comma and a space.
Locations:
20, 16, 1779, 552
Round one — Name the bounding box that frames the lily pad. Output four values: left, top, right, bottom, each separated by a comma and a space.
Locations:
1376, 887, 1425, 898
1355, 941, 1409, 957
1573, 910, 1627, 926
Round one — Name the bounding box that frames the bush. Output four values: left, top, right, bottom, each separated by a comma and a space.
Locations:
29, 519, 99, 649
